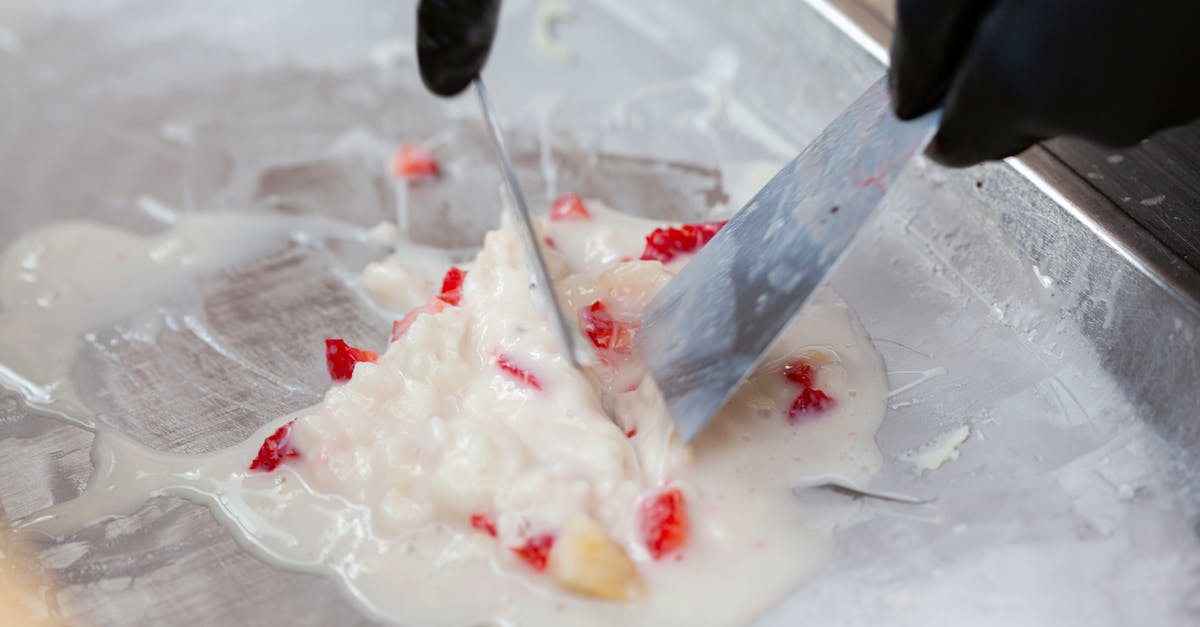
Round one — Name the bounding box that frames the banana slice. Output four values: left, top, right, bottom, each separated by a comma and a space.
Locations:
549, 515, 644, 601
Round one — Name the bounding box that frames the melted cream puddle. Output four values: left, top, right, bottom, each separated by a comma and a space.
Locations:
0, 213, 363, 425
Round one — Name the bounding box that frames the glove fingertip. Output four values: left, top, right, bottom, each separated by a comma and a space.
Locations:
888, 57, 945, 120
887, 41, 927, 120
888, 70, 920, 120
926, 131, 977, 168
928, 126, 1039, 168
416, 0, 501, 97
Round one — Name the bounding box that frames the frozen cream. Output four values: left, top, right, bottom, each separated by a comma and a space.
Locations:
14, 199, 889, 626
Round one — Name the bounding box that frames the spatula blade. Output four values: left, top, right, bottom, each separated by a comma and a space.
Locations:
638, 76, 938, 442
474, 78, 583, 370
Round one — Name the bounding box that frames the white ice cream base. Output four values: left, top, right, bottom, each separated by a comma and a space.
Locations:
18, 203, 888, 627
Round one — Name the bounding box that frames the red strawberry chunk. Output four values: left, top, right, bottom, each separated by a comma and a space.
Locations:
439, 267, 467, 306
782, 358, 835, 421
580, 301, 638, 355
640, 487, 689, 559
625, 426, 638, 438
496, 354, 542, 390
325, 339, 379, 382
639, 220, 728, 263
782, 361, 815, 388
249, 420, 300, 472
549, 193, 590, 221
391, 143, 439, 180
581, 301, 615, 350
789, 387, 835, 421
470, 512, 498, 538
511, 533, 555, 571
391, 297, 449, 342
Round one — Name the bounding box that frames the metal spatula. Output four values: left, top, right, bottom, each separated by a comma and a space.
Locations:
416, 0, 582, 370
474, 78, 583, 369
637, 76, 940, 442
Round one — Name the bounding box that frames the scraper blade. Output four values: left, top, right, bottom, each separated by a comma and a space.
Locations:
474, 78, 583, 369
637, 76, 938, 442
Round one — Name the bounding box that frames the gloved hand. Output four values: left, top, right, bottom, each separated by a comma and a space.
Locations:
890, 0, 1200, 167
416, 0, 501, 97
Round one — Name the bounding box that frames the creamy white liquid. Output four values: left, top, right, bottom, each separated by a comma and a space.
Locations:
0, 213, 363, 425
10, 204, 888, 627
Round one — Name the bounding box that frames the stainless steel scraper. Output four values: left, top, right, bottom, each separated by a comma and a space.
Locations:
475, 78, 582, 370
637, 76, 939, 442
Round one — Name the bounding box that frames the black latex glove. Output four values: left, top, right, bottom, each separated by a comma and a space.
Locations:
890, 0, 1200, 167
416, 0, 501, 97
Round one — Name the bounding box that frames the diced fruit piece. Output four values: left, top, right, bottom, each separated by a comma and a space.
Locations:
639, 220, 728, 263
789, 388, 834, 421
390, 143, 439, 180
391, 297, 449, 341
549, 193, 591, 221
782, 361, 815, 388
549, 515, 644, 601
496, 354, 543, 391
581, 301, 614, 350
579, 301, 638, 354
325, 339, 379, 382
438, 267, 467, 306
625, 427, 638, 438
249, 420, 300, 472
639, 487, 688, 559
563, 260, 671, 313
511, 533, 555, 572
782, 357, 835, 422
470, 512, 498, 538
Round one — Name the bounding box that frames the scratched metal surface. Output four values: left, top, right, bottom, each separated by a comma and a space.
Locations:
0, 0, 1198, 625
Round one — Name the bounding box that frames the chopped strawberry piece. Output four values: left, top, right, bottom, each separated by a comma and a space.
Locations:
782, 358, 835, 421
325, 339, 379, 382
579, 301, 639, 355
625, 426, 638, 438
390, 143, 439, 180
783, 361, 815, 388
581, 301, 615, 350
249, 420, 300, 472
511, 533, 555, 571
549, 193, 590, 221
496, 354, 542, 390
438, 267, 467, 306
789, 387, 835, 421
391, 297, 449, 342
470, 512, 498, 538
640, 488, 688, 559
639, 220, 728, 263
